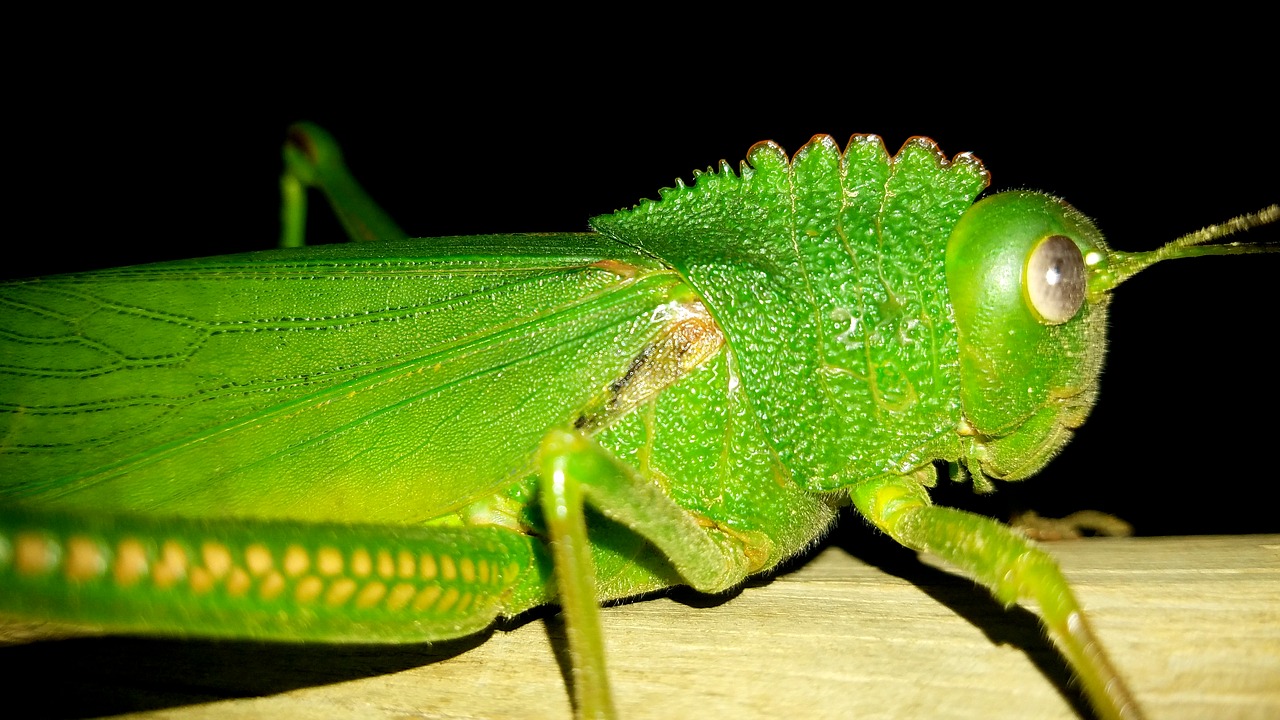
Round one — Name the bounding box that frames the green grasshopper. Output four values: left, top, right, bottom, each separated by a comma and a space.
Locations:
1, 123, 1275, 720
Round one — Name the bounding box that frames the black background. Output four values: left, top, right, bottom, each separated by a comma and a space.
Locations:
8, 46, 1277, 537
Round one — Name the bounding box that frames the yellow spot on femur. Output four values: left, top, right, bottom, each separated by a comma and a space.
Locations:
295, 576, 323, 603
189, 566, 214, 594
226, 567, 251, 596
435, 587, 460, 614
326, 578, 357, 606
397, 549, 415, 579
284, 545, 310, 577
259, 572, 285, 600
377, 549, 395, 579
454, 592, 472, 614
317, 547, 343, 576
202, 542, 232, 579
65, 536, 107, 581
152, 562, 178, 589
441, 555, 457, 582
412, 586, 442, 611
420, 554, 437, 580
15, 532, 59, 575
460, 557, 476, 584
386, 583, 416, 611
352, 548, 372, 578
153, 540, 188, 588
114, 538, 148, 586
246, 544, 273, 576
356, 582, 387, 609
477, 559, 489, 584
503, 562, 520, 585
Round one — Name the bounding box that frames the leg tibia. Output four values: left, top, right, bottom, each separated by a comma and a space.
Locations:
536, 428, 759, 719
279, 122, 407, 247
539, 429, 753, 594
850, 473, 1143, 720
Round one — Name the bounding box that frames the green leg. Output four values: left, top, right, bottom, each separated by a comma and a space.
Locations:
849, 471, 1143, 720
0, 505, 533, 643
536, 429, 756, 719
279, 164, 308, 249
279, 122, 407, 247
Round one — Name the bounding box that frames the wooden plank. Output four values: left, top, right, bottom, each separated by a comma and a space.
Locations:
2, 533, 1277, 719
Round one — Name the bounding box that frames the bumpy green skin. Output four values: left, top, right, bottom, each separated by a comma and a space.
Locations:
594, 136, 989, 489
0, 132, 1134, 720
0, 134, 1096, 623
0, 234, 837, 631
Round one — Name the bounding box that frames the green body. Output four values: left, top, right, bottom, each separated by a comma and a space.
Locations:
1, 126, 1274, 719
0, 229, 839, 631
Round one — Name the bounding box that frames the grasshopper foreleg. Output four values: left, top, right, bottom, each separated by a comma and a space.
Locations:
536, 429, 758, 719
849, 471, 1143, 720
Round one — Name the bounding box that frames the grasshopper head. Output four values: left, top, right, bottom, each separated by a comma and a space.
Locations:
946, 192, 1277, 483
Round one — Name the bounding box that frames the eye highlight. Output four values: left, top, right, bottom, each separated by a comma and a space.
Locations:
1025, 235, 1086, 324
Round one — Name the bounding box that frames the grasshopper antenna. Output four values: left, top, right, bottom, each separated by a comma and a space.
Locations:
1091, 204, 1279, 294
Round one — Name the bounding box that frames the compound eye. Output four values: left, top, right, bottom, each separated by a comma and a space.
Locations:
1025, 235, 1086, 324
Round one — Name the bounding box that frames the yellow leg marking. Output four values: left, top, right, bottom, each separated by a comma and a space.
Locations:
189, 566, 214, 594
295, 575, 323, 603
477, 559, 490, 584
317, 547, 343, 576
153, 540, 188, 589
413, 586, 442, 611
386, 583, 416, 611
202, 542, 232, 579
441, 555, 457, 581
420, 553, 437, 580
326, 578, 357, 606
245, 544, 273, 577
356, 581, 387, 609
460, 557, 476, 583
259, 571, 286, 600
15, 532, 58, 575
114, 538, 148, 586
284, 545, 310, 577
226, 567, 251, 596
376, 549, 395, 579
436, 587, 460, 614
503, 562, 520, 586
351, 548, 372, 578
65, 536, 106, 581
455, 592, 472, 614
397, 549, 415, 579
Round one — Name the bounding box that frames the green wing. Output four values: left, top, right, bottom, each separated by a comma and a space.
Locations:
0, 235, 684, 525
